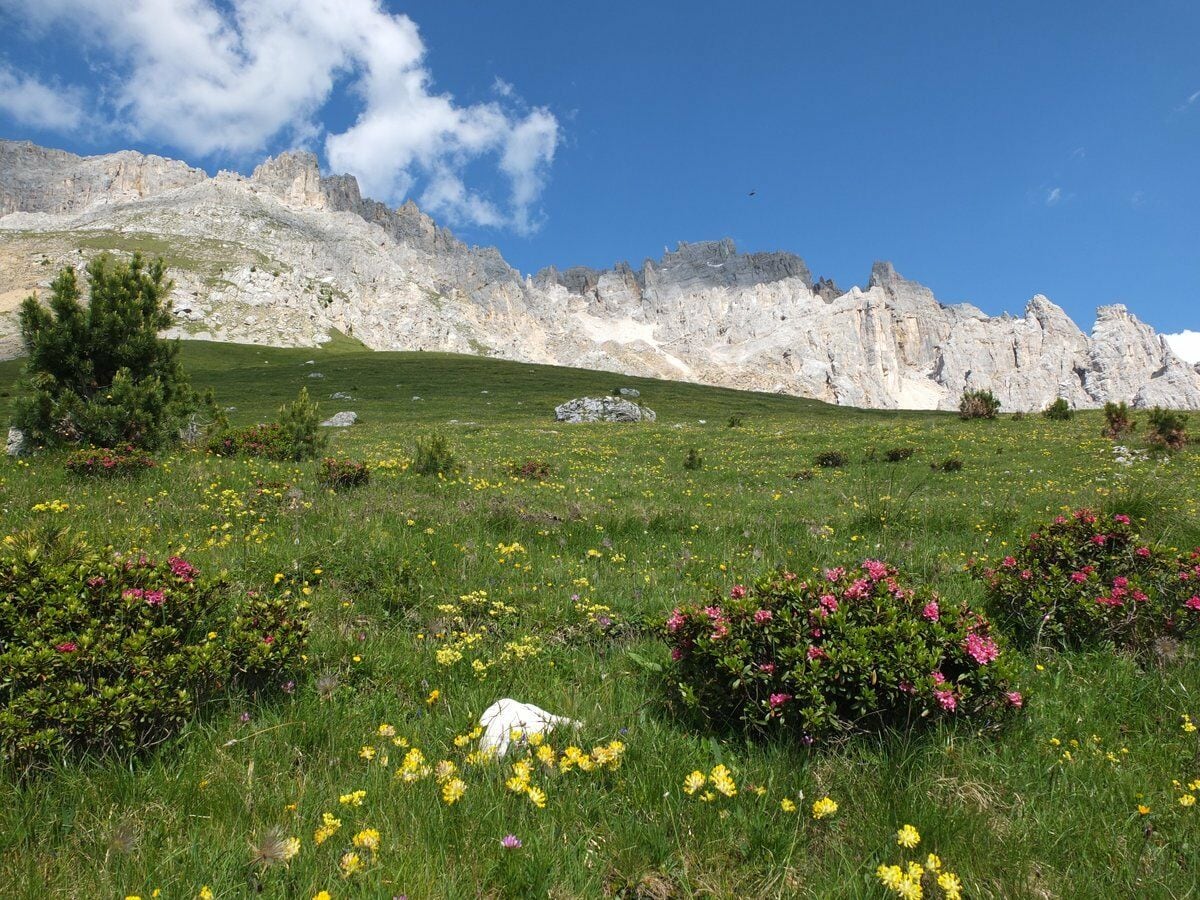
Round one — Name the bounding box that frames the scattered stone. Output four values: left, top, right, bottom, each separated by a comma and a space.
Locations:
478, 699, 580, 756
618, 387, 640, 398
411, 396, 423, 401
330, 391, 353, 400
302, 360, 315, 365
6, 427, 28, 457
554, 396, 656, 424
320, 411, 358, 427
308, 372, 325, 379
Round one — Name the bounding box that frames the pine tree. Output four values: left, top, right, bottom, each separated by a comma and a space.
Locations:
13, 253, 198, 449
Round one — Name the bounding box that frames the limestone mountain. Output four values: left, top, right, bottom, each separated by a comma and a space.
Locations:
2, 139, 1197, 411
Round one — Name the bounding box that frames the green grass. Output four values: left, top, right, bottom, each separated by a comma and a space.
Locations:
1, 341, 1199, 899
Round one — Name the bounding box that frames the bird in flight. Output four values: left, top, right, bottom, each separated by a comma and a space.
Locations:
748, 190, 757, 197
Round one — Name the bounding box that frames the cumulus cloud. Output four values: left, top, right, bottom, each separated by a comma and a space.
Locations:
4, 0, 559, 232
0, 64, 86, 131
1164, 331, 1200, 364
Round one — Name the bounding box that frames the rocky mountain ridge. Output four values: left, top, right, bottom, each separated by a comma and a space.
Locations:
2, 139, 1198, 411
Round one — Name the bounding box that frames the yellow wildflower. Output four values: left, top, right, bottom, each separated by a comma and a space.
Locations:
780, 798, 797, 813
314, 812, 342, 846
896, 824, 921, 848
339, 852, 362, 878
352, 828, 381, 853
811, 797, 838, 819
527, 785, 547, 808
441, 777, 467, 805
709, 764, 737, 798
937, 871, 963, 900
338, 790, 366, 806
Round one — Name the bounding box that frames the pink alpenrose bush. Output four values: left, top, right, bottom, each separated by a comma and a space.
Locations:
981, 509, 1200, 653
664, 559, 1020, 742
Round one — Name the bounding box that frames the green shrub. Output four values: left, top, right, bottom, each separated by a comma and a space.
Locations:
931, 456, 964, 473
12, 254, 201, 450
412, 432, 459, 477
789, 469, 815, 481
1147, 407, 1188, 451
1043, 398, 1072, 421
814, 450, 847, 468
664, 560, 1020, 741
1102, 401, 1134, 439
318, 457, 370, 490
981, 509, 1200, 653
683, 448, 703, 470
884, 447, 915, 462
0, 529, 309, 772
727, 414, 743, 429
277, 387, 325, 460
205, 389, 326, 461
65, 445, 155, 478
959, 388, 1001, 420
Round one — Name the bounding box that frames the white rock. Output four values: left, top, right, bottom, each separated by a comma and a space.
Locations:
554, 396, 656, 423
478, 698, 580, 756
320, 411, 357, 427
6, 426, 28, 457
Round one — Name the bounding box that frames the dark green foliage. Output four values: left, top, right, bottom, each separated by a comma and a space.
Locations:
0, 529, 309, 772
64, 445, 155, 478
318, 457, 370, 490
664, 560, 1020, 741
1102, 401, 1134, 438
884, 446, 915, 462
205, 388, 326, 460
727, 414, 743, 428
814, 450, 847, 468
412, 432, 459, 477
13, 255, 199, 449
508, 460, 552, 480
789, 469, 815, 481
959, 388, 1001, 420
982, 509, 1200, 653
931, 455, 964, 473
683, 447, 703, 470
1043, 398, 1072, 421
1147, 407, 1188, 451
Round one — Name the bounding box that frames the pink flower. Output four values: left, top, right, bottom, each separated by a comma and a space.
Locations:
169, 556, 197, 582
1136, 546, 1151, 558
921, 601, 940, 622
824, 567, 845, 583
263, 635, 275, 644
670, 647, 683, 661
863, 559, 889, 582
1002, 556, 1017, 568
1095, 594, 1122, 607
666, 609, 685, 632
1006, 691, 1024, 708
806, 646, 825, 661
122, 588, 144, 601
845, 578, 871, 599
1020, 569, 1032, 581
964, 633, 999, 665
730, 584, 747, 599
1112, 576, 1129, 590
1186, 596, 1200, 611
769, 693, 792, 708
754, 609, 773, 624
1091, 534, 1108, 546
703, 606, 723, 620
1069, 571, 1088, 584
819, 594, 838, 615
759, 662, 776, 674
1113, 514, 1131, 524
931, 671, 946, 685
55, 641, 77, 653
143, 590, 165, 607
710, 621, 730, 641
86, 576, 106, 589
1132, 590, 1148, 602
934, 689, 958, 711
501, 834, 522, 850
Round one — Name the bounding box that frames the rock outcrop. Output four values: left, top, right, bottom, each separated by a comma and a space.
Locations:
554, 397, 656, 423
2, 139, 1198, 411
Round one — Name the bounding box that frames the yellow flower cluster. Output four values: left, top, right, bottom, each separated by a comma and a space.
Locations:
876, 831, 962, 899
682, 763, 738, 801
352, 828, 380, 853
313, 813, 341, 846
811, 796, 838, 819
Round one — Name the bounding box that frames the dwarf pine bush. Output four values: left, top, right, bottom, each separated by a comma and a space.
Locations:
0, 529, 309, 772
1147, 407, 1188, 451
206, 388, 326, 460
318, 457, 371, 490
664, 560, 1020, 742
958, 388, 1001, 420
1043, 397, 1072, 421
413, 432, 459, 476
1102, 401, 1135, 438
982, 509, 1200, 653
13, 254, 201, 450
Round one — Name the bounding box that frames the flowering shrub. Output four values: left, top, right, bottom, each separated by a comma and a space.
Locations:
318, 457, 370, 490
207, 422, 292, 458
0, 529, 309, 771
64, 445, 156, 477
981, 509, 1200, 652
664, 560, 1019, 742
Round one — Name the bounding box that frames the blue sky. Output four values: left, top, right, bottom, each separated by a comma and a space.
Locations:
1, 0, 1198, 346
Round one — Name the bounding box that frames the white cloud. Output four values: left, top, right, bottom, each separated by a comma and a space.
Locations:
1045, 187, 1062, 206
0, 64, 86, 130
4, 0, 559, 232
1164, 331, 1200, 364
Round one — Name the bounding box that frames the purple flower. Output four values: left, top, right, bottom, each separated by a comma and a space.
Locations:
500, 834, 522, 850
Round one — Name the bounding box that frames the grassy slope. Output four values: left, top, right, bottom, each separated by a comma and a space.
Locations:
0, 341, 1198, 899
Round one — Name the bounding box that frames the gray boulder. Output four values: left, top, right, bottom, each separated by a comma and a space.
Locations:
320, 411, 358, 427
554, 397, 656, 423
617, 387, 641, 398
6, 427, 28, 457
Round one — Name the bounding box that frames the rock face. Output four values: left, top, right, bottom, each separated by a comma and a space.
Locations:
554, 397, 656, 423
2, 139, 1198, 411
6, 427, 27, 457
320, 411, 358, 427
